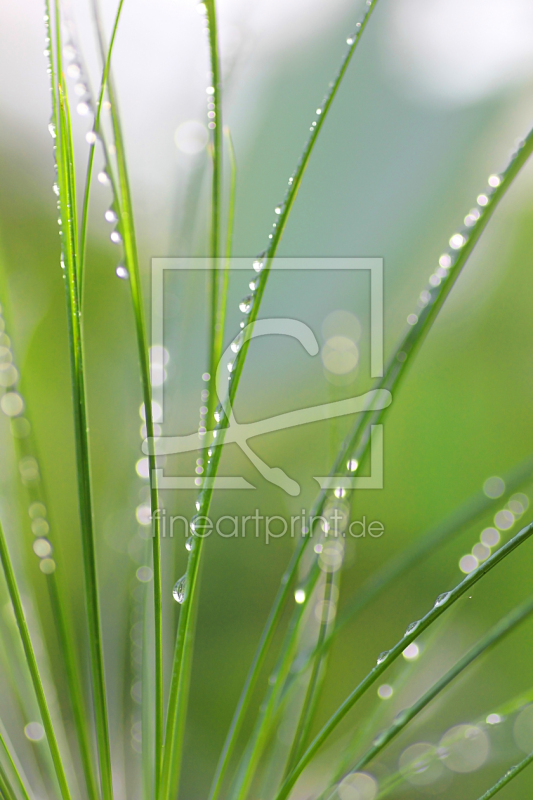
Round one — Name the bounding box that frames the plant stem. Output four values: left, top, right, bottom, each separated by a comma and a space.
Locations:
0, 517, 71, 800
89, 3, 164, 791
275, 520, 533, 800
52, 4, 114, 792
475, 751, 533, 800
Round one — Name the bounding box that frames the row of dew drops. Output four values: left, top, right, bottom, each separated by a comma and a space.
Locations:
0, 304, 56, 575
173, 0, 377, 603
402, 131, 529, 340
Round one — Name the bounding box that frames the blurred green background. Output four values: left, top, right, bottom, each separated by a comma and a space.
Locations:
1, 0, 533, 797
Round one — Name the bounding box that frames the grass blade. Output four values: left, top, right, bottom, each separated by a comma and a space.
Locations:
50, 2, 114, 795
275, 518, 533, 800
0, 516, 71, 800
89, 2, 164, 791
475, 751, 533, 800
336, 594, 533, 786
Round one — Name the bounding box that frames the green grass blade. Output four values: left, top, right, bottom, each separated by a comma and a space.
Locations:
0, 725, 31, 800
339, 595, 533, 783
475, 751, 533, 800
160, 2, 223, 798
283, 573, 336, 779
89, 2, 164, 791
51, 4, 114, 794
284, 451, 533, 695
0, 517, 71, 800
78, 0, 125, 299
275, 519, 533, 800
203, 6, 381, 797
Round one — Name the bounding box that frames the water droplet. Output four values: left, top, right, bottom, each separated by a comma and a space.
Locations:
449, 233, 465, 250
110, 231, 122, 244
85, 131, 97, 145
48, 121, 56, 139
173, 575, 188, 604
294, 589, 306, 604
185, 538, 194, 552
239, 295, 253, 314
227, 360, 234, 373
405, 620, 420, 636
274, 206, 282, 215
77, 102, 90, 116
98, 171, 110, 186
434, 592, 450, 607
52, 182, 59, 196
230, 332, 243, 353
488, 174, 501, 188
347, 37, 354, 45
115, 265, 129, 279
377, 650, 389, 665
105, 209, 118, 224
477, 194, 489, 207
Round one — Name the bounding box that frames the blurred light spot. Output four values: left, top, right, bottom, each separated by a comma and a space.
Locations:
399, 742, 443, 786
0, 364, 18, 387
513, 704, 533, 753
486, 714, 502, 725
508, 493, 529, 515
39, 558, 56, 574
24, 722, 44, 742
321, 309, 362, 343
378, 684, 393, 699
488, 174, 501, 187
459, 554, 478, 574
136, 566, 153, 583
494, 509, 514, 530
131, 681, 142, 704
472, 542, 490, 561
33, 539, 52, 558
31, 518, 49, 537
136, 458, 149, 479
438, 725, 489, 773
319, 542, 344, 573
478, 194, 489, 206
1, 392, 24, 416
29, 502, 46, 519
314, 599, 336, 623
149, 345, 170, 366
402, 643, 419, 660
481, 527, 500, 547
139, 401, 162, 423
174, 120, 208, 154
294, 589, 305, 604
484, 476, 505, 498
449, 233, 465, 249
321, 336, 359, 375
407, 314, 418, 325
337, 771, 377, 800
136, 504, 151, 525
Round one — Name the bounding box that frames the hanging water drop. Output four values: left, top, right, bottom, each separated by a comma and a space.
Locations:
253, 259, 264, 273
231, 332, 243, 353
48, 121, 56, 139
185, 538, 194, 552
172, 575, 188, 604
110, 231, 122, 244
239, 296, 253, 314
115, 265, 129, 279
105, 209, 118, 224
377, 650, 389, 665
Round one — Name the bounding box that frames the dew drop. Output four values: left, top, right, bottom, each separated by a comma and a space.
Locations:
434, 592, 450, 607
105, 209, 118, 224
48, 121, 56, 139
377, 650, 389, 665
116, 265, 129, 279
404, 620, 420, 636
449, 233, 465, 250
110, 231, 122, 244
239, 296, 253, 314
185, 538, 194, 552
230, 332, 243, 353
98, 171, 110, 186
172, 575, 188, 604
252, 260, 264, 273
